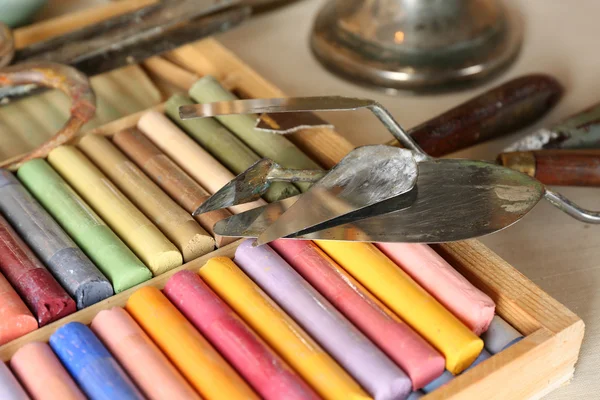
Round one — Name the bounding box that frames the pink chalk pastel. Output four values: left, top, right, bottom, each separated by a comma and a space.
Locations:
377, 243, 495, 335
10, 342, 85, 400
90, 307, 201, 400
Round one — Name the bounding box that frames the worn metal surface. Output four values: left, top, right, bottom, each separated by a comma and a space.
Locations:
193, 158, 325, 215
179, 96, 429, 156
309, 0, 523, 93
214, 159, 545, 242
0, 0, 250, 103
192, 95, 600, 242
505, 102, 600, 151
255, 145, 418, 245
0, 62, 95, 170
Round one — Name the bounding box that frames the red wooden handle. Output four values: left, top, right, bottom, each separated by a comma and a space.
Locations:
498, 150, 600, 186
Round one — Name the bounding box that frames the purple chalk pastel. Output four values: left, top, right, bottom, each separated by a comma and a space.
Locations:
234, 239, 412, 400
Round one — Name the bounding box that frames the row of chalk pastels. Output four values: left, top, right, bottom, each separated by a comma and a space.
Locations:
0, 237, 523, 400
0, 75, 323, 343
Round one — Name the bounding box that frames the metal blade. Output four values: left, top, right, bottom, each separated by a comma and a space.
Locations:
254, 145, 418, 245
504, 102, 600, 151
215, 159, 545, 243
192, 159, 325, 215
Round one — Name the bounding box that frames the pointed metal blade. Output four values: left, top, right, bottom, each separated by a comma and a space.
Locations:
193, 159, 276, 215
215, 159, 545, 243
254, 145, 418, 245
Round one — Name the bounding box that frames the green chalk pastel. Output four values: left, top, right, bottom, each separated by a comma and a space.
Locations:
17, 159, 152, 292
188, 76, 322, 192
165, 94, 299, 202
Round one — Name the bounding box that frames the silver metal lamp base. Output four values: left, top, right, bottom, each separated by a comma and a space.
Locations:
310, 0, 523, 94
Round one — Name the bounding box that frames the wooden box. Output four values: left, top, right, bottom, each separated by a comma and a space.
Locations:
0, 4, 584, 399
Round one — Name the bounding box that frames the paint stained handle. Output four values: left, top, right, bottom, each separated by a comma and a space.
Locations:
390, 74, 563, 156
498, 150, 600, 186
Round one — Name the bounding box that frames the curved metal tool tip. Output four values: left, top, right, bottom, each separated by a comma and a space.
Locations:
192, 159, 276, 215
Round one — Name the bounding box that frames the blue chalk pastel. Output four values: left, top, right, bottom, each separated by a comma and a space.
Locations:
49, 322, 144, 400
407, 390, 425, 399
423, 350, 491, 393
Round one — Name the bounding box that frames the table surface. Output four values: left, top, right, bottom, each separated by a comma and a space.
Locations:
39, 1, 600, 398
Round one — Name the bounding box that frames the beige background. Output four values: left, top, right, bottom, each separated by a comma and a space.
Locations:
40, 1, 600, 398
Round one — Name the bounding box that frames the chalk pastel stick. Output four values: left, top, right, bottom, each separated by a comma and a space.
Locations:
17, 159, 151, 293
0, 362, 29, 400
0, 273, 37, 346
377, 243, 495, 335
49, 322, 144, 400
199, 257, 368, 400
316, 241, 483, 374
0, 214, 75, 326
422, 350, 491, 393
112, 128, 236, 248
78, 135, 213, 262
165, 94, 299, 202
235, 240, 412, 400
126, 286, 258, 400
481, 315, 524, 354
272, 239, 445, 389
189, 77, 322, 192
165, 270, 319, 400
47, 146, 182, 275
137, 110, 264, 214
91, 307, 201, 400
10, 342, 86, 400
0, 170, 112, 309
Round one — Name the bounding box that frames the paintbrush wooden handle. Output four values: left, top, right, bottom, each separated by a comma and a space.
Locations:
389, 74, 563, 156
498, 150, 600, 186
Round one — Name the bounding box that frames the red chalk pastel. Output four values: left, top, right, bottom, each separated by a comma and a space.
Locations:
0, 215, 75, 326
164, 270, 319, 400
272, 239, 445, 389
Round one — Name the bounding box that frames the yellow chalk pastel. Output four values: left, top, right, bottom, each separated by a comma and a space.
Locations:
47, 146, 181, 275
316, 241, 483, 374
199, 257, 369, 400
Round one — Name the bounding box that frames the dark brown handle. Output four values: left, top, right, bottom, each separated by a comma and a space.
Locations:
498, 150, 600, 186
389, 74, 564, 157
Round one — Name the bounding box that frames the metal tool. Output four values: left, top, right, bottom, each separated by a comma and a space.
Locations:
310, 0, 522, 93
181, 96, 600, 244
505, 102, 600, 151
213, 159, 546, 242
0, 62, 95, 170
0, 0, 251, 102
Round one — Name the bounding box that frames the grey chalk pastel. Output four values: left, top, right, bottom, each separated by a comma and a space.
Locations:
481, 315, 523, 354
423, 350, 491, 393
0, 170, 113, 309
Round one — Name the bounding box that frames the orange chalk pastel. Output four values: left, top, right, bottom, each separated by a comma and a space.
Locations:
0, 272, 37, 345
126, 286, 258, 400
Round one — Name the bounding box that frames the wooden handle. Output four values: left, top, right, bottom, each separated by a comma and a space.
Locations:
390, 74, 563, 157
498, 150, 600, 186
